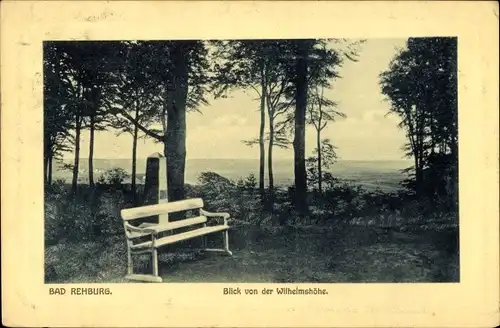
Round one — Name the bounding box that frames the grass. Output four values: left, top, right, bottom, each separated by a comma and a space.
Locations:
45, 223, 459, 283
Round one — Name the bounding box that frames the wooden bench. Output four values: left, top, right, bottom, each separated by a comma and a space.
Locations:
120, 198, 232, 283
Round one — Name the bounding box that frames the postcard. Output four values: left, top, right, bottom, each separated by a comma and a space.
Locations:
1, 1, 499, 327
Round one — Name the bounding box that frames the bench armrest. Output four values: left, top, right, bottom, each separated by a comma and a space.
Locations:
200, 209, 230, 225
124, 222, 157, 235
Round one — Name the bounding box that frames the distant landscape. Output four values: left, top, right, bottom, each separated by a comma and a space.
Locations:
52, 158, 412, 192
44, 38, 458, 284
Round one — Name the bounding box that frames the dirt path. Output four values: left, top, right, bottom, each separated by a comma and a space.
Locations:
45, 224, 459, 283
155, 225, 459, 283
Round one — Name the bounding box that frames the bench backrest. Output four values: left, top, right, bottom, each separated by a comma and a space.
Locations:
121, 198, 204, 221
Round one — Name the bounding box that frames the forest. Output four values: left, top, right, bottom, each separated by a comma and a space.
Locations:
44, 38, 459, 283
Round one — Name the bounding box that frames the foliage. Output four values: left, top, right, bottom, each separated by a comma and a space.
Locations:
105, 41, 163, 138
45, 186, 128, 246
43, 40, 213, 201
380, 37, 458, 209
276, 39, 363, 135
191, 169, 453, 230
194, 172, 264, 225
243, 173, 257, 190
44, 39, 367, 207
306, 85, 344, 129
287, 39, 363, 212
97, 174, 106, 184
43, 42, 77, 184
211, 39, 363, 209
211, 40, 295, 200
103, 168, 129, 185
43, 37, 459, 283
306, 139, 339, 190
44, 167, 458, 284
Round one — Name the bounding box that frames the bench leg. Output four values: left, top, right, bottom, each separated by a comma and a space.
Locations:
152, 248, 159, 277
202, 235, 207, 249
127, 245, 133, 275
202, 230, 232, 256
125, 249, 163, 283
223, 230, 232, 256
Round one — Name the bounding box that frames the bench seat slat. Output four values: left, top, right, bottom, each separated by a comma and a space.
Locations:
157, 216, 207, 231
131, 225, 229, 249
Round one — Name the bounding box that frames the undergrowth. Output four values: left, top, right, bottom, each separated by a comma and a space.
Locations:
44, 171, 459, 283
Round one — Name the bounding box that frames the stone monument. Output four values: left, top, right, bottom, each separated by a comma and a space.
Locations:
142, 152, 169, 225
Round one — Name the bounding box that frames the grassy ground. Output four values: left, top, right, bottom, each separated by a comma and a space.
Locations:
45, 223, 459, 283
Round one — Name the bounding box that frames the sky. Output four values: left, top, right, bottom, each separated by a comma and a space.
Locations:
68, 38, 409, 161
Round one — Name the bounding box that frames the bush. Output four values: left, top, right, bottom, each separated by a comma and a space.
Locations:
103, 168, 129, 186
197, 171, 264, 225
45, 186, 127, 245
46, 179, 68, 195
97, 174, 106, 184
45, 192, 92, 245
45, 236, 128, 283
195, 171, 426, 227
44, 169, 457, 247
95, 190, 127, 236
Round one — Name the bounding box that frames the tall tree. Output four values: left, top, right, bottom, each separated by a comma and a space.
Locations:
263, 50, 295, 205
380, 37, 458, 205
50, 42, 110, 192
292, 40, 311, 214
53, 42, 90, 194
107, 41, 210, 202
213, 39, 362, 212
282, 39, 362, 213
43, 42, 75, 186
80, 42, 124, 186
212, 40, 299, 203
83, 75, 107, 187
306, 138, 338, 190
306, 85, 344, 192
106, 41, 162, 199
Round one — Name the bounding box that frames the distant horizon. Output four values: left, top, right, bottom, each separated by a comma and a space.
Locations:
61, 157, 412, 162
52, 156, 411, 192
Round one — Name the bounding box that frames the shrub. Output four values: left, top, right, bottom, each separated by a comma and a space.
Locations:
104, 168, 129, 186
97, 174, 106, 184
244, 173, 257, 190
197, 171, 263, 225
95, 190, 127, 236
46, 179, 68, 195
45, 185, 128, 245
44, 193, 93, 245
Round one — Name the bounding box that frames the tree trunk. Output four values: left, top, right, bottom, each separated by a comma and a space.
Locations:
293, 41, 309, 214
317, 130, 322, 193
414, 153, 420, 193
416, 110, 425, 198
413, 106, 424, 198
44, 140, 51, 185
88, 114, 95, 187
414, 132, 422, 198
131, 101, 139, 202
44, 156, 49, 185
48, 152, 53, 185
165, 42, 189, 204
71, 114, 82, 195
450, 135, 458, 207
258, 66, 266, 203
268, 118, 274, 206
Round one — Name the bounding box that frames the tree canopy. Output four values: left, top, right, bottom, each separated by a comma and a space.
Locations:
380, 37, 458, 208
